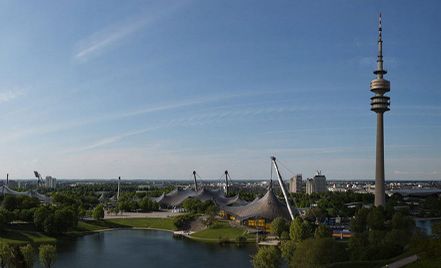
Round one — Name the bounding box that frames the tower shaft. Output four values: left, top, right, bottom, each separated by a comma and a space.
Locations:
375, 113, 385, 206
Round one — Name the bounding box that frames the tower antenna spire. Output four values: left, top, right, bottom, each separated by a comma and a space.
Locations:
375, 12, 386, 79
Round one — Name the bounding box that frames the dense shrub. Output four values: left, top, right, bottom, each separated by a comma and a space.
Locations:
173, 214, 195, 230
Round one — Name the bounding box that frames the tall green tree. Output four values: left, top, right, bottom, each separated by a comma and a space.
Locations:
252, 246, 281, 268
293, 238, 347, 268
92, 205, 105, 220
433, 223, 441, 240
0, 209, 12, 231
1, 195, 18, 211
39, 244, 56, 268
0, 243, 13, 268
314, 224, 332, 238
19, 244, 35, 268
270, 217, 288, 238
289, 217, 313, 242
367, 206, 385, 230
350, 207, 369, 233
280, 240, 296, 266
34, 206, 50, 231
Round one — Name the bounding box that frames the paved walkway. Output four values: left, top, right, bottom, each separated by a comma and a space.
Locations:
104, 210, 183, 219
258, 240, 280, 246
384, 255, 418, 268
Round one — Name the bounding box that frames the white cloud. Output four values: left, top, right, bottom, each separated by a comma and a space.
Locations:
74, 2, 188, 61
0, 91, 270, 144
0, 89, 24, 103
65, 127, 157, 153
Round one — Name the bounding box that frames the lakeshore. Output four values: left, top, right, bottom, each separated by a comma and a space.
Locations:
0, 214, 256, 245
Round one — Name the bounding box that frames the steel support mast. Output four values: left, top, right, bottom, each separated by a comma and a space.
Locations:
271, 156, 295, 220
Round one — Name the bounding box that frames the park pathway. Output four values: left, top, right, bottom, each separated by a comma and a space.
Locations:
384, 255, 418, 268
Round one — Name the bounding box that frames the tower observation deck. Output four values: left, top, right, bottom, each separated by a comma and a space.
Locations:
370, 13, 390, 207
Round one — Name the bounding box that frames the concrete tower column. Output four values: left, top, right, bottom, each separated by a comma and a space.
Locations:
375, 113, 385, 206
370, 13, 390, 207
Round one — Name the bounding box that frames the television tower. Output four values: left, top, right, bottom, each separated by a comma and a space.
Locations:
370, 13, 390, 207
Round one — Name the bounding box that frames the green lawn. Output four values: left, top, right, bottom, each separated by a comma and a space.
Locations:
105, 217, 176, 231
0, 224, 56, 245
190, 222, 250, 242
1, 217, 177, 245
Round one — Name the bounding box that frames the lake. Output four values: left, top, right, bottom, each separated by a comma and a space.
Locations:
37, 229, 256, 268
415, 218, 441, 236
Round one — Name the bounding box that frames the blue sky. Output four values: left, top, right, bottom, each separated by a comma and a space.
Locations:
0, 0, 439, 180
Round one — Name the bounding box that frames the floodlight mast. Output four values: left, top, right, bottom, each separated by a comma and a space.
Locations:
224, 170, 229, 196
193, 170, 198, 192
34, 171, 43, 187
271, 156, 295, 220
117, 176, 121, 201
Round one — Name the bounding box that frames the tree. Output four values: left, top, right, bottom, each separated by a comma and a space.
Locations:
350, 207, 369, 233
314, 224, 332, 238
293, 238, 347, 267
117, 200, 131, 213
39, 244, 56, 268
433, 222, 441, 240
182, 198, 203, 213
270, 217, 288, 238
0, 243, 13, 268
54, 206, 77, 232
1, 195, 18, 211
391, 212, 414, 234
20, 244, 35, 268
43, 214, 56, 234
348, 232, 369, 260
92, 205, 105, 220
252, 246, 281, 268
289, 217, 303, 242
0, 209, 12, 231
173, 214, 194, 230
138, 198, 159, 212
34, 206, 50, 231
280, 240, 296, 265
289, 217, 313, 242
367, 206, 385, 230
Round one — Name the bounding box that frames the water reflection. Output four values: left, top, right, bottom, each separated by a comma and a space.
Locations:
37, 230, 256, 268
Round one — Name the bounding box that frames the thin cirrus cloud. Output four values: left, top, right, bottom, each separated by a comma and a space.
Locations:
0, 89, 24, 103
73, 2, 189, 61
65, 127, 158, 153
0, 90, 269, 144
67, 105, 327, 153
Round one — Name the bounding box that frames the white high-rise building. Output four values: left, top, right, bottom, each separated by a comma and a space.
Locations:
289, 174, 303, 193
45, 176, 57, 189
305, 171, 327, 194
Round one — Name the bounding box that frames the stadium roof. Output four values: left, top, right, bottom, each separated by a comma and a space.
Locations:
0, 185, 51, 203
153, 187, 246, 208
221, 186, 292, 221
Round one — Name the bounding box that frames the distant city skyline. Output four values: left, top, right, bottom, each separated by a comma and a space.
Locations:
0, 0, 439, 180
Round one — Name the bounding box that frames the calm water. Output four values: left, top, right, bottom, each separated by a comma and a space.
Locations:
38, 229, 256, 268
415, 219, 441, 235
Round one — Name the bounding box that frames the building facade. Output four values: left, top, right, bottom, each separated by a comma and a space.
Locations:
45, 176, 57, 189
289, 174, 303, 193
306, 171, 327, 194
